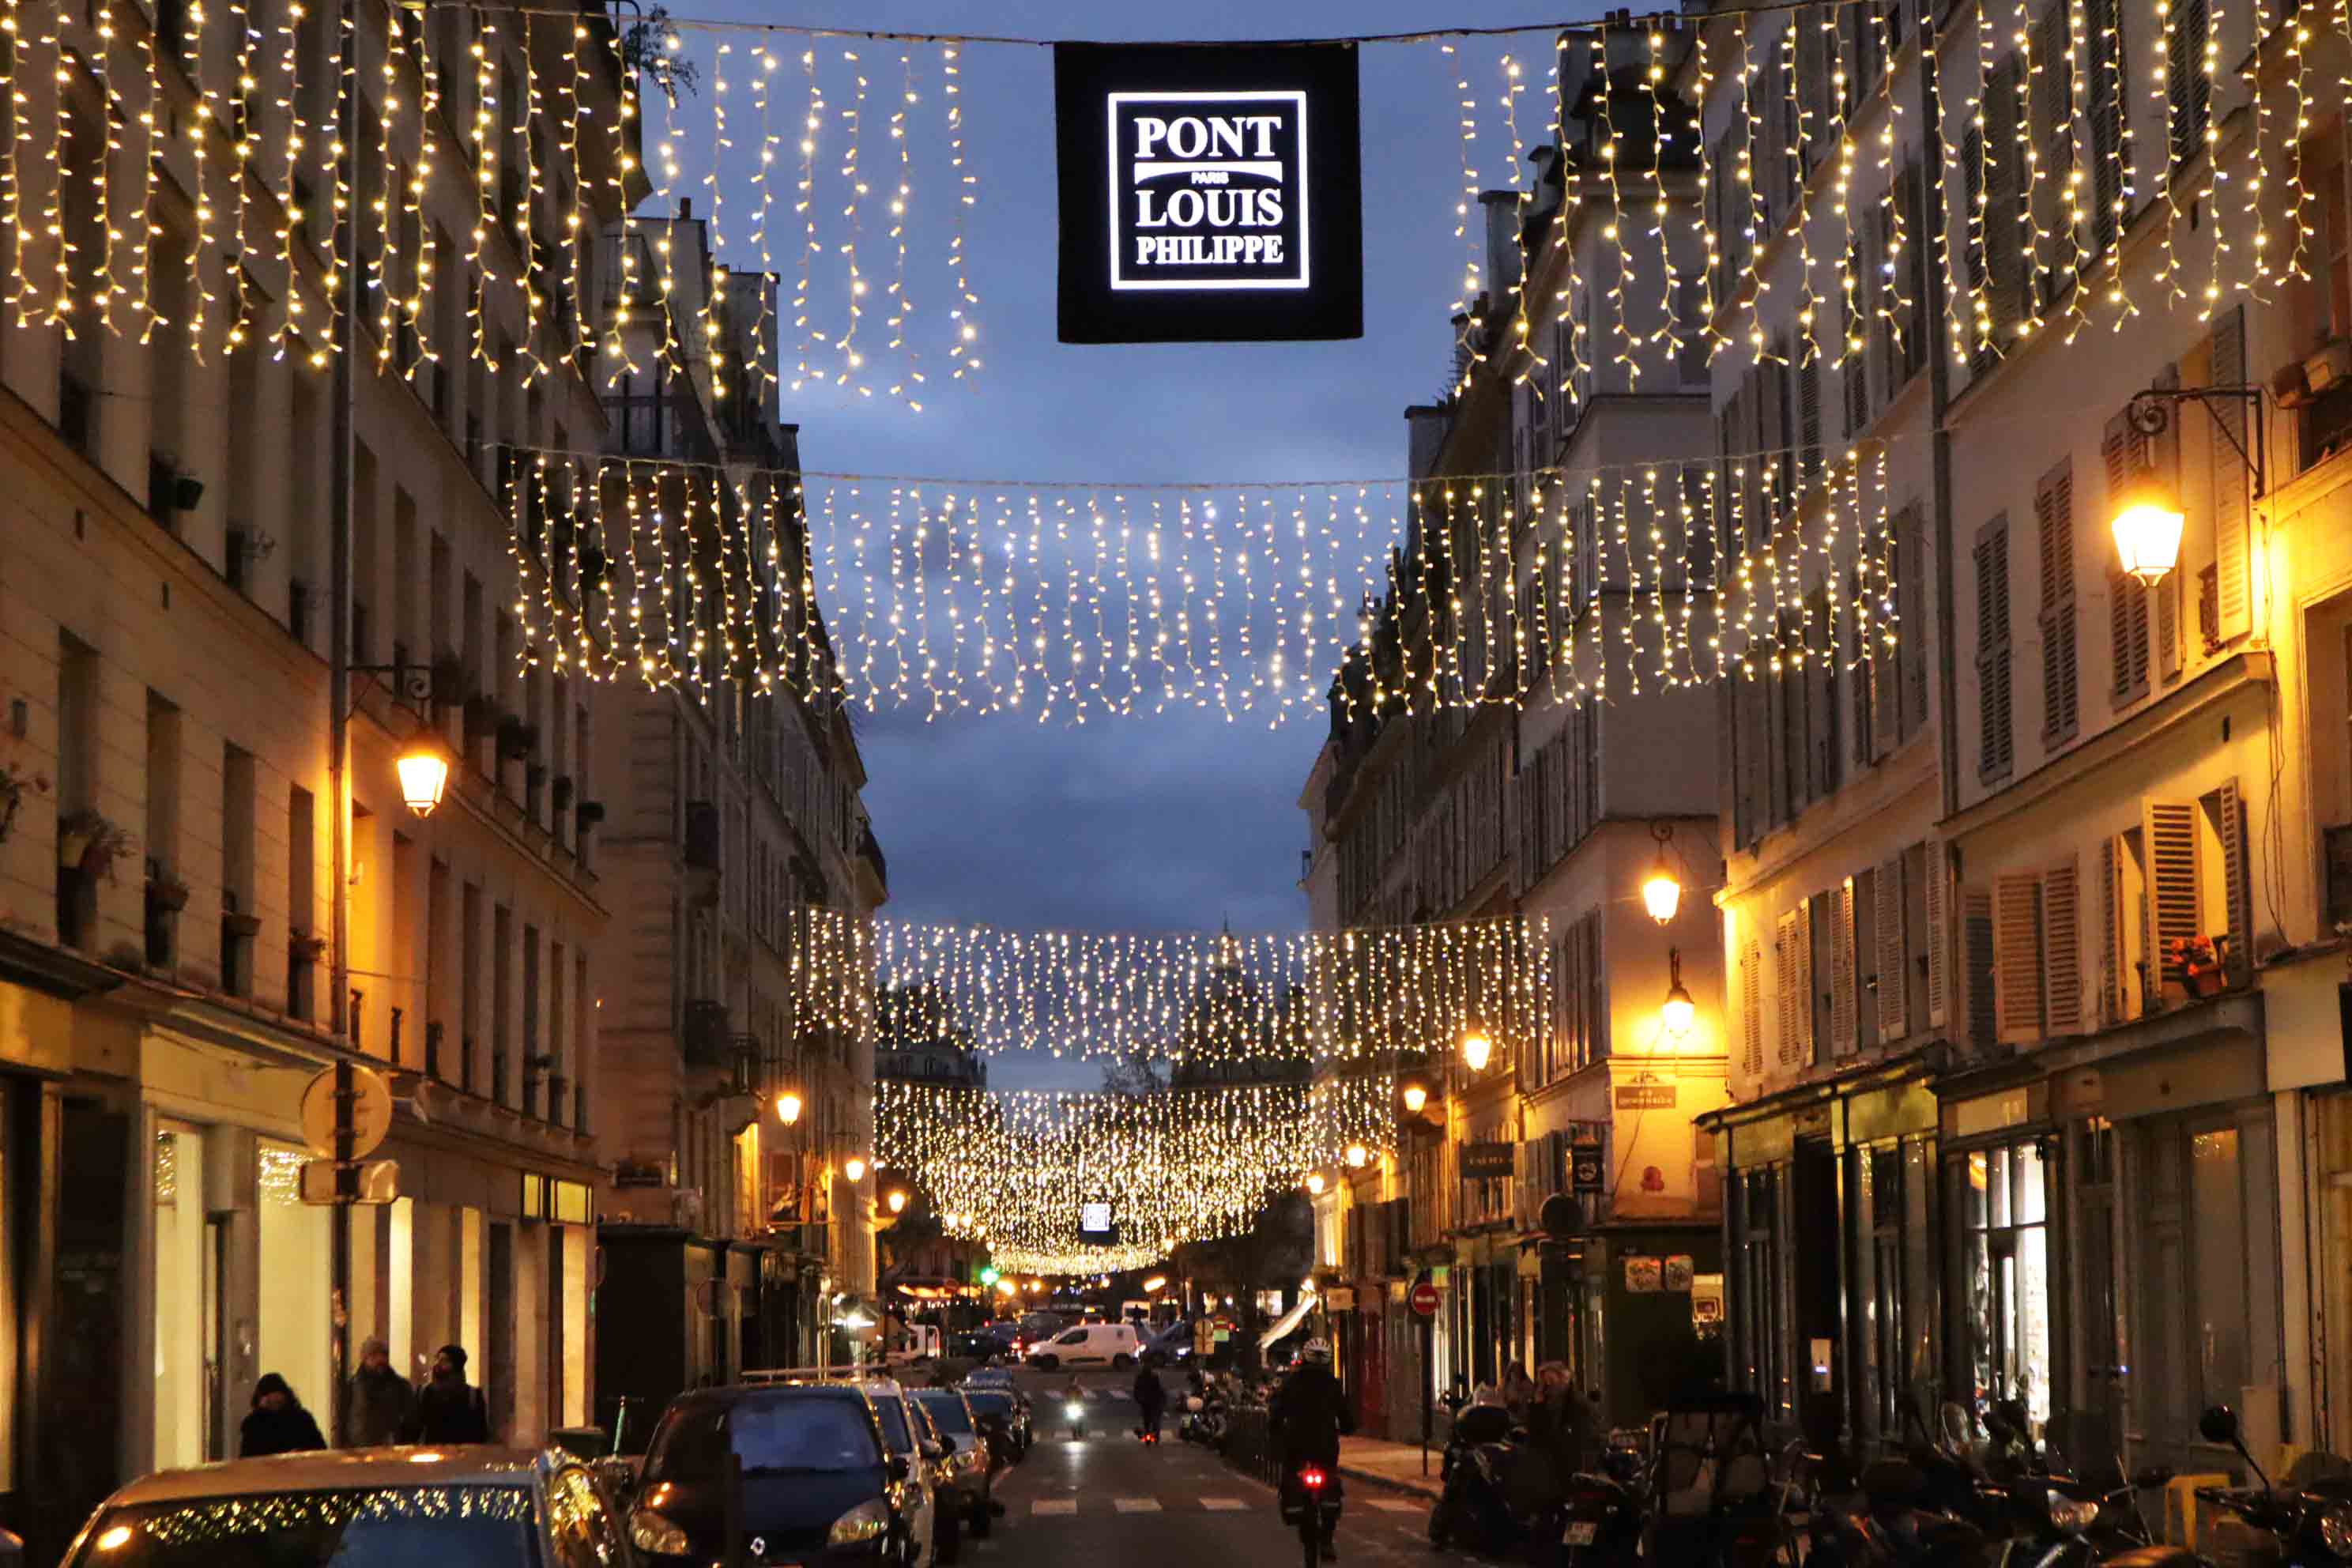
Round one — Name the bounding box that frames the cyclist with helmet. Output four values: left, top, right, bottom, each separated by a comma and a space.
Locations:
1270, 1338, 1353, 1561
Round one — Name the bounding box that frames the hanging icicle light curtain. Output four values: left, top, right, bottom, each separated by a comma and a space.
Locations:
876, 1074, 1394, 1273
790, 908, 1547, 1065
0, 0, 2304, 397
503, 442, 1901, 722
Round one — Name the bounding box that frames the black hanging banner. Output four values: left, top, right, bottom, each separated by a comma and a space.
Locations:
1054, 41, 1363, 344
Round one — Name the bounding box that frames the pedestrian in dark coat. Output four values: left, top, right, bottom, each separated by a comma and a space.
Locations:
401, 1344, 492, 1444
342, 1337, 416, 1447
240, 1373, 328, 1457
1133, 1365, 1167, 1442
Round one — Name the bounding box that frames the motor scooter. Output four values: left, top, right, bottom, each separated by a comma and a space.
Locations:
1065, 1392, 1087, 1442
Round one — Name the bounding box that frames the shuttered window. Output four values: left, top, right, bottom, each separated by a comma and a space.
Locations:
2104, 408, 2155, 702
2209, 305, 2252, 645
2099, 835, 2132, 1025
2086, 0, 2127, 255
1923, 836, 1950, 1029
2143, 798, 2201, 989
1547, 910, 1610, 1082
1831, 877, 1860, 1056
1808, 588, 1839, 800
1777, 903, 1815, 1069
1875, 854, 1910, 1040
2037, 459, 2081, 745
1845, 239, 1873, 437
1850, 566, 1879, 769
2043, 857, 2085, 1034
2167, 0, 2212, 172
1992, 870, 2046, 1044
1975, 518, 2016, 782
1962, 886, 1998, 1046
2203, 779, 2253, 980
1897, 507, 1929, 746
1741, 934, 1766, 1080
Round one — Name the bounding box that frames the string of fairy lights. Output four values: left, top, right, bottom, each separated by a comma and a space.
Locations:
0, 0, 2303, 405
502, 443, 1902, 721
875, 1076, 1396, 1274
794, 908, 1546, 1065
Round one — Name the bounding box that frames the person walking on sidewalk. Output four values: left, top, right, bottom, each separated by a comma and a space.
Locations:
342, 1337, 416, 1448
401, 1345, 492, 1444
240, 1374, 328, 1458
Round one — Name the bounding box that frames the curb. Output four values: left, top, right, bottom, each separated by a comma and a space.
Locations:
1336, 1462, 1442, 1502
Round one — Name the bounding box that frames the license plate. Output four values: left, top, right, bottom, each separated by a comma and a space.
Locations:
1565, 1522, 1598, 1545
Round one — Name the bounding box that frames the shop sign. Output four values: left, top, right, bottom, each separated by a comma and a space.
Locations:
1080, 1200, 1118, 1245
1054, 42, 1363, 341
1570, 1147, 1604, 1195
1327, 1287, 1356, 1311
1690, 1274, 1725, 1327
1459, 1140, 1517, 1180
1614, 1083, 1678, 1110
1623, 1256, 1663, 1293
1663, 1255, 1695, 1292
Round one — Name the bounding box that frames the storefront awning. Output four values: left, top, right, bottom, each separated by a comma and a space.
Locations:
1258, 1294, 1317, 1350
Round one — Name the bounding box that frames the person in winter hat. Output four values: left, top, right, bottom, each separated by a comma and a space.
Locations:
240, 1373, 328, 1457
400, 1344, 491, 1444
342, 1336, 416, 1447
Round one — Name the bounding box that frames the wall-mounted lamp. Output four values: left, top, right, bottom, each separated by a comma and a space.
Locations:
1661, 947, 1696, 1037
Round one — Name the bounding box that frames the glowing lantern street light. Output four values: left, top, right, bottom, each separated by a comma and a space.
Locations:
1401, 1082, 1430, 1115
887, 1189, 908, 1215
1661, 948, 1697, 1037
1642, 822, 1684, 925
775, 1091, 804, 1126
1461, 1030, 1494, 1072
1344, 1143, 1370, 1169
2112, 499, 2187, 587
395, 737, 454, 819
842, 1155, 869, 1183
1304, 1171, 1327, 1195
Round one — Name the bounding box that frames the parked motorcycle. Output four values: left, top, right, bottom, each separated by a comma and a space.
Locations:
2193, 1404, 2352, 1568
1427, 1405, 1550, 1556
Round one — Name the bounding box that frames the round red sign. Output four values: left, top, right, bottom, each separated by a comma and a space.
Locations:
1409, 1281, 1440, 1317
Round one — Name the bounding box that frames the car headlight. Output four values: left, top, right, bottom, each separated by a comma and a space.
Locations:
829, 1498, 892, 1546
628, 1506, 691, 1556
2046, 1491, 2099, 1533
2321, 1506, 2352, 1557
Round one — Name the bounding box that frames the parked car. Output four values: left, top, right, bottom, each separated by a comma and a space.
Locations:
624, 1382, 924, 1566
1141, 1319, 1193, 1367
58, 1447, 624, 1567
1026, 1321, 1143, 1370
908, 1388, 995, 1562
861, 1378, 948, 1568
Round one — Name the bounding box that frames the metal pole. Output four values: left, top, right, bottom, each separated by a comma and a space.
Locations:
1420, 1315, 1432, 1476
326, 0, 362, 1448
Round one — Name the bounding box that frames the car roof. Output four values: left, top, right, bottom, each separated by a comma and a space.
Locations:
102, 1448, 552, 1507
855, 1378, 909, 1399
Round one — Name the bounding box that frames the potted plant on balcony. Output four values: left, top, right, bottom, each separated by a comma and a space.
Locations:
147, 865, 192, 914
58, 809, 134, 880
0, 758, 47, 844
289, 931, 328, 965
2168, 933, 2231, 998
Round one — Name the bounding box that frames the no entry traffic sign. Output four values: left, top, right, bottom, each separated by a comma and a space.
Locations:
1409, 1280, 1440, 1317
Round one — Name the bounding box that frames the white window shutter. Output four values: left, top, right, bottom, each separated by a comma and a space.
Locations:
1776, 909, 1803, 1069
1875, 854, 1909, 1041
2209, 305, 2252, 644
1832, 877, 1860, 1055
1741, 936, 1766, 1080
2042, 857, 2085, 1035
1961, 885, 1997, 1046
2214, 778, 2252, 976
2098, 836, 2128, 1026
2143, 797, 2202, 991
1993, 871, 2048, 1044
1925, 835, 1951, 1029
1793, 898, 1817, 1065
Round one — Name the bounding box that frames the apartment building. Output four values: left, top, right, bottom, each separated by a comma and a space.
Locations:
590, 210, 888, 1415
1302, 24, 1731, 1436
0, 1, 630, 1552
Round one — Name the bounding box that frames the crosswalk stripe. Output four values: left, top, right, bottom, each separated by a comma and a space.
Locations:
1114, 1498, 1163, 1513
1366, 1498, 1423, 1513
1032, 1499, 1077, 1517
1200, 1498, 1248, 1511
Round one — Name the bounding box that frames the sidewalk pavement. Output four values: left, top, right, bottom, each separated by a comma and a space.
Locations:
1337, 1435, 1443, 1500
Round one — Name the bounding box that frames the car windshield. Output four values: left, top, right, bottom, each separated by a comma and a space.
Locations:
966, 1393, 1015, 1418
648, 1396, 880, 1479
913, 1393, 973, 1435
873, 1397, 914, 1453
66, 1485, 540, 1568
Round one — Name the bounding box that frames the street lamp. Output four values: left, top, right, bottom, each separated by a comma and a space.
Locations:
394, 736, 453, 819
775, 1090, 804, 1126
1304, 1170, 1327, 1195
1344, 1143, 1370, 1168
1400, 1082, 1429, 1115
842, 1155, 869, 1183
887, 1189, 908, 1215
2111, 499, 2187, 587
1461, 1030, 1494, 1072
1661, 948, 1697, 1037
1642, 821, 1683, 925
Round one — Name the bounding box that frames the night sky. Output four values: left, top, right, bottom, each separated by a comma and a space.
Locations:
665, 2, 1585, 1084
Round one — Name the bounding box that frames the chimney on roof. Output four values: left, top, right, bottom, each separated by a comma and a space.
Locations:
678, 197, 692, 220
1482, 190, 1524, 306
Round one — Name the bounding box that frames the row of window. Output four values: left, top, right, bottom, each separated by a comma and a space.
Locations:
1739, 840, 1940, 1080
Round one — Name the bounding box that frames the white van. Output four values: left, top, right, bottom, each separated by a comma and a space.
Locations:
1026, 1321, 1144, 1370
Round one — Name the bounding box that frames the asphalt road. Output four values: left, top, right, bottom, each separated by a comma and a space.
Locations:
948, 1365, 1463, 1568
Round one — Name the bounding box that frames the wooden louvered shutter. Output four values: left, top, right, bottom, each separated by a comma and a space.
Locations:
2143, 798, 2201, 990
1983, 57, 2025, 345
2102, 409, 2153, 703
2209, 304, 2252, 645
2099, 836, 2128, 1025
2214, 778, 2252, 978
1851, 567, 1877, 768
2168, 0, 2211, 169
1924, 835, 1950, 1027
2087, 0, 2125, 254
1975, 518, 2015, 781
1832, 878, 1860, 1056
1742, 936, 1766, 1080
1993, 870, 2047, 1045
1792, 898, 1816, 1065
2037, 461, 2079, 744
1962, 887, 1999, 1046
1898, 507, 1928, 741
2043, 857, 2085, 1034
1876, 854, 1909, 1040
1776, 910, 1800, 1069
2156, 567, 2184, 681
